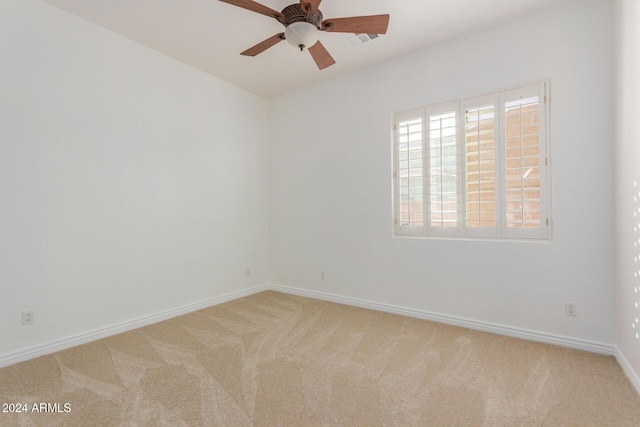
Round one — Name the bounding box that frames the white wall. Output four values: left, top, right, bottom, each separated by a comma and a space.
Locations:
0, 0, 269, 357
269, 0, 615, 345
615, 0, 640, 384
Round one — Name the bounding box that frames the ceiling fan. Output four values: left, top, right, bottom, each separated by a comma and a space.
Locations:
219, 0, 390, 70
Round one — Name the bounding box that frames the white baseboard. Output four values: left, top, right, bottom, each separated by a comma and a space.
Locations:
0, 284, 269, 368
266, 283, 616, 356
615, 347, 640, 397
1, 282, 620, 370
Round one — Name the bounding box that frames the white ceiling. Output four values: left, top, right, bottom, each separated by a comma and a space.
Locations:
42, 0, 569, 99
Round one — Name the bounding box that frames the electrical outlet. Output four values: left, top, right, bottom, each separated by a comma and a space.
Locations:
245, 268, 251, 278
22, 311, 34, 326
565, 302, 577, 317
320, 271, 325, 280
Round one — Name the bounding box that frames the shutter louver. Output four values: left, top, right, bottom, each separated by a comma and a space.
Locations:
429, 110, 458, 230
464, 102, 497, 231
396, 114, 424, 234
505, 96, 541, 229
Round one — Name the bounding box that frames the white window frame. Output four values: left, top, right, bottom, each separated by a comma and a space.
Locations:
393, 81, 551, 241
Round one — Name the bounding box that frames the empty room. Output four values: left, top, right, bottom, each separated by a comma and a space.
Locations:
1, 0, 640, 425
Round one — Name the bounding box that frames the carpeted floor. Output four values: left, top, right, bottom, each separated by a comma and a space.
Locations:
1, 290, 639, 426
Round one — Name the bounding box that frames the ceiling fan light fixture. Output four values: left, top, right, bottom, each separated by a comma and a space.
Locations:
284, 21, 319, 51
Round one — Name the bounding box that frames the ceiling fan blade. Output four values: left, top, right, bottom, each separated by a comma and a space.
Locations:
219, 0, 283, 19
300, 0, 322, 15
241, 33, 285, 56
308, 41, 335, 70
322, 14, 390, 34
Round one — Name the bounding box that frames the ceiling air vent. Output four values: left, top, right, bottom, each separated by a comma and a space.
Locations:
344, 33, 379, 46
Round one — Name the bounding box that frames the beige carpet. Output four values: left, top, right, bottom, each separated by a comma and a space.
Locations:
1, 290, 639, 426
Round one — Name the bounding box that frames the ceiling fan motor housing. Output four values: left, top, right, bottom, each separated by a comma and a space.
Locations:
280, 3, 324, 28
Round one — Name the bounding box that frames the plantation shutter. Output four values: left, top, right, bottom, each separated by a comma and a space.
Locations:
500, 82, 548, 239
394, 110, 425, 235
427, 103, 459, 236
461, 94, 499, 238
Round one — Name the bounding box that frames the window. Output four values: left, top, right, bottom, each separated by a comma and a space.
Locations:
393, 81, 550, 240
